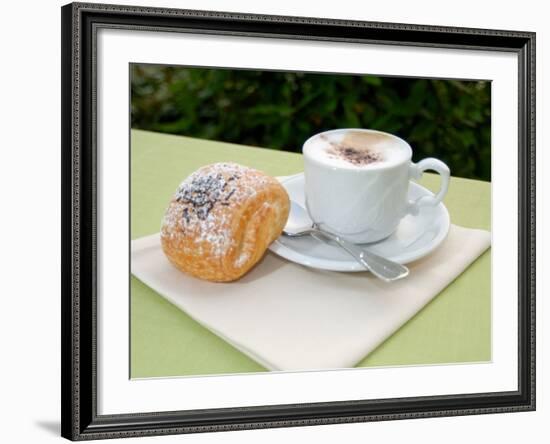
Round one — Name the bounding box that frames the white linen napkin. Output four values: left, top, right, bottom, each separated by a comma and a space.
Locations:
131, 224, 490, 371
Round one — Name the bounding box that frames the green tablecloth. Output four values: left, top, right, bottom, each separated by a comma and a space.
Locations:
130, 129, 491, 378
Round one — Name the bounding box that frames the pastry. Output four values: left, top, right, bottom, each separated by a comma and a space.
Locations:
160, 162, 290, 282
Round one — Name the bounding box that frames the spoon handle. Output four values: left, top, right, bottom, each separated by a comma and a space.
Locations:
311, 228, 409, 282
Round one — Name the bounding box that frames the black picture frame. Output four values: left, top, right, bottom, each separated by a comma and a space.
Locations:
61, 2, 536, 440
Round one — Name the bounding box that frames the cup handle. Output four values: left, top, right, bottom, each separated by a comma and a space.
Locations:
407, 158, 450, 215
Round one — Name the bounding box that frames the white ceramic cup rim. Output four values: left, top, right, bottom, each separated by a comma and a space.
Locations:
302, 128, 413, 171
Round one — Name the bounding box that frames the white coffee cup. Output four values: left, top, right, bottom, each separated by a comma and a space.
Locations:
303, 128, 450, 244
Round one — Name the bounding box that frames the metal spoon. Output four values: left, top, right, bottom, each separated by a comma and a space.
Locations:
282, 201, 409, 282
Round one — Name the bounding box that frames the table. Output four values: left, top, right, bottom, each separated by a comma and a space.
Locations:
130, 129, 491, 378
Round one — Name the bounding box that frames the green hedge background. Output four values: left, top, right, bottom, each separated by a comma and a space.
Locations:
131, 65, 491, 181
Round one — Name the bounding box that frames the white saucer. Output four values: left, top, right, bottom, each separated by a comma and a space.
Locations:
269, 173, 450, 271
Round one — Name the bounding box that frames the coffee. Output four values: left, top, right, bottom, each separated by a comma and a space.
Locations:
304, 130, 409, 169
303, 128, 450, 243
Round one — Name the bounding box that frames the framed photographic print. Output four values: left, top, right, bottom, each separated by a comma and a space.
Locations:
61, 2, 536, 440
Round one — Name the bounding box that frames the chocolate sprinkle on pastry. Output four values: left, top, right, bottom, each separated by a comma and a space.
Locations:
160, 162, 290, 282
175, 171, 240, 220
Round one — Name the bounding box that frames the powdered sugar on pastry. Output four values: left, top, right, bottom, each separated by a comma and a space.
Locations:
160, 162, 290, 282
161, 163, 271, 258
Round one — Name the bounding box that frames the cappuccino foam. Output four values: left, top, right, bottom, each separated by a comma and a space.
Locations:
305, 130, 410, 169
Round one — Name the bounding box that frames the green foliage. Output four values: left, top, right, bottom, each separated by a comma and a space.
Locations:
131, 65, 491, 181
